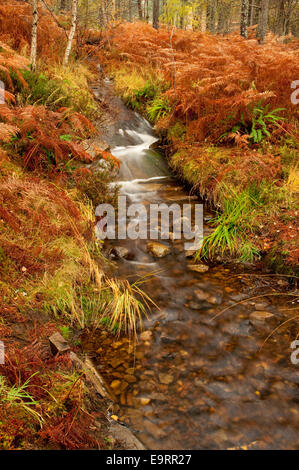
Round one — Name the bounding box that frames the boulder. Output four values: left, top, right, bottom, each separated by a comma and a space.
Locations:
147, 241, 170, 258
249, 311, 274, 323
188, 263, 209, 273
110, 246, 130, 259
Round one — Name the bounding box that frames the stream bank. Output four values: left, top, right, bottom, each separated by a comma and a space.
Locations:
83, 76, 299, 450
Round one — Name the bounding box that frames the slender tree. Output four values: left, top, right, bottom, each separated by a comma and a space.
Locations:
153, 0, 160, 29
30, 0, 38, 71
248, 0, 254, 26
206, 0, 216, 33
257, 0, 269, 43
63, 0, 78, 65
137, 0, 143, 19
240, 0, 249, 37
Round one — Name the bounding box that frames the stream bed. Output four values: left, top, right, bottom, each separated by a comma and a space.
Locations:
84, 81, 299, 450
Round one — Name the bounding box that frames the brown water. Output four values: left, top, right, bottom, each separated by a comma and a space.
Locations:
87, 80, 299, 450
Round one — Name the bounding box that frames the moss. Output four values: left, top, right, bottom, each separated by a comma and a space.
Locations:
264, 247, 294, 274
9, 64, 100, 119
167, 122, 186, 141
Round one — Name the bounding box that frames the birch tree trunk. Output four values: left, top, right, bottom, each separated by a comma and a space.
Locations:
63, 0, 78, 66
30, 0, 38, 72
240, 0, 249, 38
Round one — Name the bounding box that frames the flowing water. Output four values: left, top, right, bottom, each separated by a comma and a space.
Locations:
86, 82, 299, 450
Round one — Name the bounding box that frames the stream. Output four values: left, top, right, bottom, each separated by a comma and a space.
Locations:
85, 80, 299, 450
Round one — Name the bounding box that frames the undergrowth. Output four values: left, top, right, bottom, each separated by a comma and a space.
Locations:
100, 22, 299, 268
0, 14, 153, 450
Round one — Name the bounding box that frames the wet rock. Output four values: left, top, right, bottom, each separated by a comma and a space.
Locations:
110, 380, 121, 390
108, 358, 125, 368
185, 249, 197, 258
124, 374, 137, 383
83, 138, 110, 155
194, 288, 210, 301
49, 332, 70, 355
114, 381, 129, 395
138, 397, 151, 406
140, 330, 152, 342
254, 302, 269, 310
194, 379, 206, 388
249, 311, 274, 323
222, 320, 251, 337
108, 421, 145, 450
147, 241, 170, 258
143, 419, 167, 439
207, 294, 223, 305
230, 293, 248, 301
225, 287, 234, 293
159, 373, 174, 385
160, 334, 176, 344
110, 246, 130, 259
148, 392, 168, 402
188, 263, 209, 273
187, 301, 206, 310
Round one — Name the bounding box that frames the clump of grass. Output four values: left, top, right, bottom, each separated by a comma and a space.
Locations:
10, 63, 99, 119
147, 95, 171, 123
0, 373, 43, 426
197, 186, 261, 262
286, 163, 299, 193
111, 65, 165, 112
48, 63, 100, 118
102, 275, 158, 339
72, 165, 119, 208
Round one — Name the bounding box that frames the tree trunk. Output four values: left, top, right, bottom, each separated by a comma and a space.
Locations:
274, 0, 285, 35
248, 0, 254, 25
137, 0, 143, 19
128, 0, 132, 21
240, 0, 249, 37
180, 0, 187, 29
257, 0, 269, 43
153, 0, 159, 29
30, 0, 38, 72
217, 2, 226, 33
253, 0, 261, 24
206, 0, 216, 33
63, 0, 78, 66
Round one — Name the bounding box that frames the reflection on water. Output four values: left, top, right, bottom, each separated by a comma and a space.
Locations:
87, 91, 299, 450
